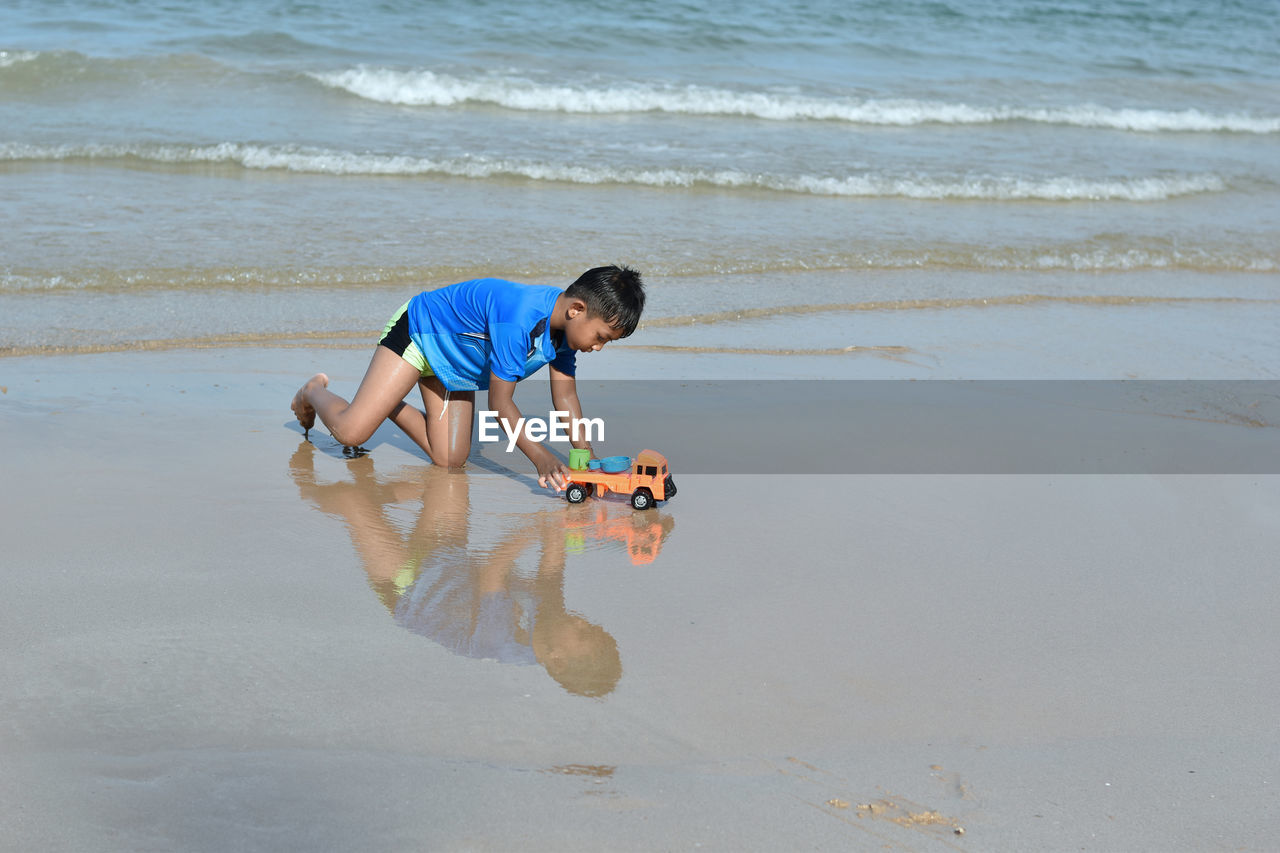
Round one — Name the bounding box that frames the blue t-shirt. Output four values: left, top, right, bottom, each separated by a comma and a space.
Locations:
405, 278, 577, 391
393, 544, 538, 666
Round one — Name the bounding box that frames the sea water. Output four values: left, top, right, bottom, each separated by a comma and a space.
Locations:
1, 0, 1278, 376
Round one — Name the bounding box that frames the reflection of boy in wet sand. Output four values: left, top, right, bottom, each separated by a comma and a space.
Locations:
289, 443, 622, 697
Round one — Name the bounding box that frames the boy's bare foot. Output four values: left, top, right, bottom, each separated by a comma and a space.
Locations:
291, 373, 329, 434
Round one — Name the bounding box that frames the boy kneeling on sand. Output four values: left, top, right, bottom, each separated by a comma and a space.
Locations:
291, 265, 645, 490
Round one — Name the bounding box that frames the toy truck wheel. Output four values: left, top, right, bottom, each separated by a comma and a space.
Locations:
566, 483, 588, 504
630, 487, 654, 510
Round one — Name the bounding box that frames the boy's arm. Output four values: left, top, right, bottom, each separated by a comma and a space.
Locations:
488, 374, 571, 491
548, 364, 594, 456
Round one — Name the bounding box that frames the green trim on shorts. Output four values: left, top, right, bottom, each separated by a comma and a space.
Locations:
382, 300, 433, 377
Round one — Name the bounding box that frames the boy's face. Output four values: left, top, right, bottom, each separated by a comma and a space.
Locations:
566, 306, 624, 354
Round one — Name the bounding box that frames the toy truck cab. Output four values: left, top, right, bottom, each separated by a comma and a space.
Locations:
565, 449, 676, 510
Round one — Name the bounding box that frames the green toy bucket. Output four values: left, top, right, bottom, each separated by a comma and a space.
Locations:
568, 448, 591, 470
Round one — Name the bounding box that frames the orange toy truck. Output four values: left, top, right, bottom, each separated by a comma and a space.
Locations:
564, 449, 677, 510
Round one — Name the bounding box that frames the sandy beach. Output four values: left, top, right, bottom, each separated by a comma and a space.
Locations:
3, 346, 1278, 851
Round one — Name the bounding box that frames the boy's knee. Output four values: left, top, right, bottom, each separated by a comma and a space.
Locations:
434, 430, 471, 469
430, 449, 469, 469
330, 424, 375, 447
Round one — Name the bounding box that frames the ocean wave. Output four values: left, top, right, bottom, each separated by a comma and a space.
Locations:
0, 50, 40, 67
998, 249, 1277, 272
640, 295, 1280, 330
683, 247, 1278, 274
4, 240, 1275, 298
0, 265, 442, 293
309, 67, 1280, 133
0, 48, 242, 90
0, 142, 1232, 201
765, 173, 1228, 201
4, 53, 1273, 133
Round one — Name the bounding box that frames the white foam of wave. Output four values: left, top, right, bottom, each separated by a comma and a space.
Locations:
0, 142, 1231, 201
779, 173, 1228, 201
308, 67, 1280, 133
995, 250, 1277, 273
0, 50, 40, 68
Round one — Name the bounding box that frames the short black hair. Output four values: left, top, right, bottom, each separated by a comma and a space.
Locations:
565, 265, 645, 337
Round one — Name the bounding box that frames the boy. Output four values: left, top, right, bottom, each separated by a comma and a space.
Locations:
291, 265, 644, 490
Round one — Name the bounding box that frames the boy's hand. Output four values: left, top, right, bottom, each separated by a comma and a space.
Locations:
535, 452, 571, 491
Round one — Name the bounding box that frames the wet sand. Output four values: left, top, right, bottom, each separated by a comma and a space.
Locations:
2, 347, 1279, 851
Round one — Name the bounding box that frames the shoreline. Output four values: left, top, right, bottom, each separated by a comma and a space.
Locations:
5, 268, 1279, 371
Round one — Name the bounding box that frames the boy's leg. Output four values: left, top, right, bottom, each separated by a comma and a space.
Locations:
292, 347, 422, 447
389, 375, 474, 468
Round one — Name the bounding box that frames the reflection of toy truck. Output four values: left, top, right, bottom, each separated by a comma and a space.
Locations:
564, 449, 677, 510
563, 504, 676, 565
